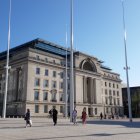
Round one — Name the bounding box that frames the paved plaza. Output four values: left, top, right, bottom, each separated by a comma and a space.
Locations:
0, 118, 140, 140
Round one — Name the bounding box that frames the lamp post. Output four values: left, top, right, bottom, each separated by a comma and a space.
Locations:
65, 29, 68, 118
2, 0, 11, 118
70, 0, 74, 122
121, 0, 132, 122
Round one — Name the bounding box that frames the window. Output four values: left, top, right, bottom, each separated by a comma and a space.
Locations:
34, 91, 39, 100
53, 71, 56, 77
105, 89, 108, 95
60, 106, 64, 113
105, 97, 108, 105
59, 93, 64, 101
35, 105, 39, 113
113, 90, 115, 96
36, 55, 40, 60
117, 84, 119, 89
43, 91, 48, 101
52, 92, 57, 102
43, 80, 49, 88
105, 82, 107, 87
109, 83, 111, 87
117, 91, 119, 96
109, 90, 112, 96
34, 78, 40, 86
44, 105, 48, 113
109, 96, 112, 105
60, 72, 63, 78
106, 107, 108, 113
114, 98, 116, 105
36, 68, 40, 74
117, 98, 120, 105
113, 83, 115, 88
45, 58, 48, 62
59, 82, 63, 89
45, 69, 48, 76
68, 83, 70, 90
53, 60, 55, 63
52, 81, 57, 88
95, 108, 97, 115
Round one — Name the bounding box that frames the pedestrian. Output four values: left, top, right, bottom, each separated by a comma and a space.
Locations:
52, 107, 58, 126
24, 109, 32, 128
72, 107, 77, 124
100, 112, 103, 120
81, 107, 87, 124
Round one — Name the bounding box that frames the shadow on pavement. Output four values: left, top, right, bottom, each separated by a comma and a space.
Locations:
82, 120, 140, 128
26, 131, 140, 140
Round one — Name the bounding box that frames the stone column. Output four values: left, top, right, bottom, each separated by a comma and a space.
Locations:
93, 78, 96, 104
90, 78, 94, 104
83, 76, 87, 103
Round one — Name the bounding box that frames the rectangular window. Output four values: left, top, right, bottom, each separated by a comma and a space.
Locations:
109, 90, 112, 96
105, 97, 108, 105
106, 107, 108, 113
45, 69, 48, 76
43, 80, 49, 88
117, 91, 119, 96
43, 91, 48, 101
117, 84, 119, 89
113, 90, 115, 96
117, 98, 120, 105
36, 68, 40, 74
34, 78, 40, 86
109, 83, 111, 87
45, 58, 48, 62
36, 55, 40, 60
60, 106, 63, 113
52, 93, 57, 102
59, 82, 63, 89
95, 108, 97, 115
105, 89, 108, 95
59, 93, 64, 101
114, 98, 116, 105
34, 91, 39, 100
44, 105, 48, 113
52, 81, 57, 88
113, 83, 115, 88
105, 82, 107, 87
53, 71, 56, 77
35, 105, 39, 113
68, 83, 70, 90
60, 72, 63, 78
53, 60, 55, 64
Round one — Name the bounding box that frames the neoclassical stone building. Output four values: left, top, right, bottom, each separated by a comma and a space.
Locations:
0, 38, 123, 117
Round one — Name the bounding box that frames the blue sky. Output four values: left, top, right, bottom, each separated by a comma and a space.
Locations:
0, 0, 140, 87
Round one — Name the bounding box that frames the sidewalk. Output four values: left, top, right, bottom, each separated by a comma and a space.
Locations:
0, 118, 140, 140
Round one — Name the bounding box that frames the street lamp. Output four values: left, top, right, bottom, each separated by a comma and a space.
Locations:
2, 0, 12, 118
121, 0, 132, 122
64, 28, 68, 118
70, 0, 74, 122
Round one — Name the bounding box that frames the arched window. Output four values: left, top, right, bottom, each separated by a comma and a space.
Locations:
80, 58, 97, 72
83, 61, 93, 71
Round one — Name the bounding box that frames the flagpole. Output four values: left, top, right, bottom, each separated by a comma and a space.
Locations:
70, 0, 74, 122
2, 0, 11, 118
121, 0, 132, 122
65, 27, 68, 118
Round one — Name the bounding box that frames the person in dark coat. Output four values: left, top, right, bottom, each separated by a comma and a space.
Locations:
25, 109, 31, 128
52, 107, 58, 126
100, 112, 103, 120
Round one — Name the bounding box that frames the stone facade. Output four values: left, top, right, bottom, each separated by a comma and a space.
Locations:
0, 38, 123, 117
